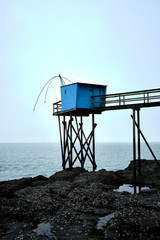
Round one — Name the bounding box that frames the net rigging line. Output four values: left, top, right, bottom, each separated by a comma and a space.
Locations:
33, 74, 72, 111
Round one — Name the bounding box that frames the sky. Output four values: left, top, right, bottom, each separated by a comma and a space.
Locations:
0, 0, 160, 143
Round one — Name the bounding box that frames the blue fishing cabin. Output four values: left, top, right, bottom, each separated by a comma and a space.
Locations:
61, 82, 107, 113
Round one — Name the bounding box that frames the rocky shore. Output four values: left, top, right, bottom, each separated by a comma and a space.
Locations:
0, 160, 160, 240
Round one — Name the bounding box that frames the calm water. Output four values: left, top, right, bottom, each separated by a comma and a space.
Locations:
0, 142, 160, 181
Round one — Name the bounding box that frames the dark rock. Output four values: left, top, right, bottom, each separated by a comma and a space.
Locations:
0, 160, 160, 240
0, 175, 48, 197
106, 206, 160, 240
0, 177, 33, 197
49, 167, 86, 182
115, 159, 160, 186
140, 188, 158, 195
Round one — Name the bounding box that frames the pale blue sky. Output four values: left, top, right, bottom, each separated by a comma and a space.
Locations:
0, 0, 160, 142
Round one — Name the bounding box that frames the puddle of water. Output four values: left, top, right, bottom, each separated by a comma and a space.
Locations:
114, 184, 150, 194
34, 222, 57, 239
96, 213, 115, 230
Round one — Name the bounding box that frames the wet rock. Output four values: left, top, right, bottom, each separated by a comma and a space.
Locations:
0, 175, 48, 197
115, 159, 160, 186
106, 206, 160, 240
49, 167, 86, 182
0, 160, 160, 239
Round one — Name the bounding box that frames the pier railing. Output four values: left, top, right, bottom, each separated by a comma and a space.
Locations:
53, 100, 62, 115
91, 88, 160, 110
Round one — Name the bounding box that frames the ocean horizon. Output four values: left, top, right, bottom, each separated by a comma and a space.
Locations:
0, 142, 160, 181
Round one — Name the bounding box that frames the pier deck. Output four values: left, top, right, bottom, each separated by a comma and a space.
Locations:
53, 88, 160, 116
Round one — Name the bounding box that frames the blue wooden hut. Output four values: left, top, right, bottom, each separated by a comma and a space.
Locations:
61, 82, 107, 112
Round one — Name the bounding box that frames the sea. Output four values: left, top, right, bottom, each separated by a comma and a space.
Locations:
0, 142, 160, 182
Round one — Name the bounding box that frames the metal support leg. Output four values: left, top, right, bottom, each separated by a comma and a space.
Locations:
133, 108, 136, 183
69, 114, 73, 170
137, 109, 141, 176
58, 114, 98, 171
58, 116, 64, 169
80, 116, 84, 168
92, 114, 97, 171
63, 115, 66, 169
131, 115, 160, 169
